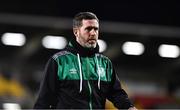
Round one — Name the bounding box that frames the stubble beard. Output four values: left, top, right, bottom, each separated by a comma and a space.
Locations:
76, 35, 97, 49
85, 42, 97, 48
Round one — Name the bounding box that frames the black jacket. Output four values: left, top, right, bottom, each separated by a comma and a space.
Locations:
34, 40, 134, 109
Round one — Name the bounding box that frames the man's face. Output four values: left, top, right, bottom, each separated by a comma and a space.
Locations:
74, 19, 99, 48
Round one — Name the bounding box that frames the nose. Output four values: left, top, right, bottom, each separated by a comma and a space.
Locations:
90, 29, 97, 35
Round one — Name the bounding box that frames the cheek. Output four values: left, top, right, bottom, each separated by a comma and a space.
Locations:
78, 34, 86, 42
80, 32, 89, 39
81, 31, 89, 36
81, 36, 88, 42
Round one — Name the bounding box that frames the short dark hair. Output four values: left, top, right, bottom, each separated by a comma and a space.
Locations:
73, 12, 99, 28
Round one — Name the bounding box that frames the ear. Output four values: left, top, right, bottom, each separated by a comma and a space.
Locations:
73, 28, 78, 37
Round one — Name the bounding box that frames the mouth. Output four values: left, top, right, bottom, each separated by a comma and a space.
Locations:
88, 39, 97, 43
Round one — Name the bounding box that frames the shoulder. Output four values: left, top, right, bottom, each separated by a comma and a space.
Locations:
95, 53, 112, 62
52, 50, 71, 60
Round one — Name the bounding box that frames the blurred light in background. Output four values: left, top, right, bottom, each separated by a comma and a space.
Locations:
3, 103, 21, 110
1, 32, 26, 46
97, 39, 107, 53
122, 41, 145, 56
42, 35, 67, 49
158, 44, 180, 58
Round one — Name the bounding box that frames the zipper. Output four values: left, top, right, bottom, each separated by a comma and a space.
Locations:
87, 81, 92, 110
86, 57, 92, 110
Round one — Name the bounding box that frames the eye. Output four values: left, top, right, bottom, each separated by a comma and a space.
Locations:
85, 27, 99, 32
85, 27, 92, 31
94, 27, 99, 31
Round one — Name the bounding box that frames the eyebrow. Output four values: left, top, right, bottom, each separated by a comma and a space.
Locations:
85, 26, 99, 30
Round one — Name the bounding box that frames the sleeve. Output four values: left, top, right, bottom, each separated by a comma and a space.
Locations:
33, 57, 58, 109
107, 68, 134, 109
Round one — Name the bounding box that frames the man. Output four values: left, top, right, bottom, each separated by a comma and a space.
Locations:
34, 12, 137, 110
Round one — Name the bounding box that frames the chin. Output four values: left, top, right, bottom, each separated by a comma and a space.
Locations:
85, 44, 96, 48
90, 44, 96, 48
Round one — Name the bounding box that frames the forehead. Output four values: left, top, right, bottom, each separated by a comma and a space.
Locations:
82, 19, 99, 27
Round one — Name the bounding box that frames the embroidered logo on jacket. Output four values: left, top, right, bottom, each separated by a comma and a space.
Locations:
69, 68, 78, 74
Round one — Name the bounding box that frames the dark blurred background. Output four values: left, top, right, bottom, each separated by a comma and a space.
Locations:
0, 0, 180, 109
